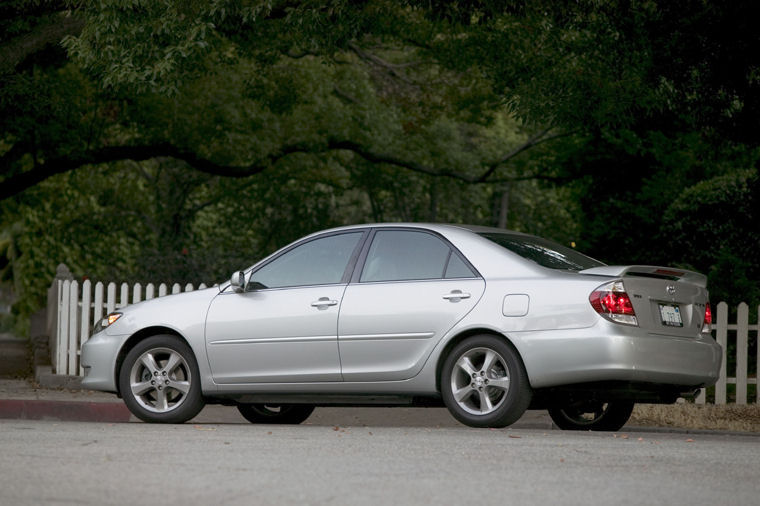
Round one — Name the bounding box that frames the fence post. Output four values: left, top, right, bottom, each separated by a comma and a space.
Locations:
714, 302, 728, 405
57, 279, 70, 375
47, 264, 73, 374
93, 282, 104, 328
119, 283, 129, 308
80, 280, 91, 376
106, 282, 116, 314
67, 281, 79, 375
736, 303, 749, 404
133, 283, 142, 304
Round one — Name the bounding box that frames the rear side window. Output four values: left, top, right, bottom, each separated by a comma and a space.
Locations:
479, 232, 604, 271
445, 253, 476, 279
361, 230, 476, 282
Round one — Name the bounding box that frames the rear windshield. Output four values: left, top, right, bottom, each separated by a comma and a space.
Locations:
478, 233, 605, 271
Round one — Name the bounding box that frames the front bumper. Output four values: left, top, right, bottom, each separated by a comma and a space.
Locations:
80, 330, 130, 393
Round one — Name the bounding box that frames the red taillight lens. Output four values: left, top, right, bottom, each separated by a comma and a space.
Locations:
590, 281, 638, 326
702, 302, 712, 333
595, 292, 635, 315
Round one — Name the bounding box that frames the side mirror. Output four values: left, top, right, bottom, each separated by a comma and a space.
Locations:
230, 271, 246, 293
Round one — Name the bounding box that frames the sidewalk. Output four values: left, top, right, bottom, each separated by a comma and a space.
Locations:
0, 377, 133, 422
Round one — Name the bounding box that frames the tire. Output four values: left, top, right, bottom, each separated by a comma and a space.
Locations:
237, 404, 315, 424
118, 334, 205, 423
441, 335, 532, 428
548, 401, 634, 431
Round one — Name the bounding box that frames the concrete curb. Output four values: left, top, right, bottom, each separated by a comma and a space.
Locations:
0, 366, 129, 423
34, 365, 83, 389
0, 398, 131, 423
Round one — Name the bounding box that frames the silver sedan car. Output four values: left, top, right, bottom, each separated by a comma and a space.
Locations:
81, 223, 721, 430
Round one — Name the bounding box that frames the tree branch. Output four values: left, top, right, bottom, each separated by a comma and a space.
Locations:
1, 129, 574, 200
347, 42, 418, 86
0, 11, 84, 75
475, 127, 576, 182
0, 141, 335, 200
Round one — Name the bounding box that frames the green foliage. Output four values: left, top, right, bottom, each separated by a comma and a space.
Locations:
3, 0, 760, 337
662, 169, 760, 308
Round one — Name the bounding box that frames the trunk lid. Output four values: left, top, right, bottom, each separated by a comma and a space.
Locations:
580, 265, 709, 336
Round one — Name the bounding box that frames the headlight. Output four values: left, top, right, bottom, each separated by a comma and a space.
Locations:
92, 312, 122, 334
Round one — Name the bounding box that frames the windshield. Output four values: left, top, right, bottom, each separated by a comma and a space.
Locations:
478, 233, 605, 271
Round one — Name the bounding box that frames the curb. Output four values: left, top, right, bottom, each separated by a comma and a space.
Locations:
35, 365, 83, 389
0, 365, 130, 423
0, 399, 131, 423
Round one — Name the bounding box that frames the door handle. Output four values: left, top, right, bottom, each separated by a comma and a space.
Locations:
311, 297, 338, 309
442, 290, 471, 301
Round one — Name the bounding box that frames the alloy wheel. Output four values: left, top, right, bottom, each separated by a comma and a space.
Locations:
449, 347, 511, 416
128, 347, 192, 413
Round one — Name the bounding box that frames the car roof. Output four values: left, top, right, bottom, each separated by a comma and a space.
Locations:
315, 222, 534, 238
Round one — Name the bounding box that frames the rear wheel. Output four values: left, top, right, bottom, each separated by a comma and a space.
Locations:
237, 404, 315, 424
441, 335, 532, 428
119, 335, 205, 423
548, 401, 634, 431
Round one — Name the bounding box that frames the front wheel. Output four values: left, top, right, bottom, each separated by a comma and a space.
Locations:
548, 401, 634, 431
237, 404, 315, 424
441, 335, 532, 428
118, 335, 205, 423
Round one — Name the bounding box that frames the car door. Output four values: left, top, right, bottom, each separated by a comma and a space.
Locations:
337, 229, 485, 381
205, 231, 365, 384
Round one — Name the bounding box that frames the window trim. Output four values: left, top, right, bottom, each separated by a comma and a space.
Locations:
244, 229, 369, 291
350, 227, 481, 284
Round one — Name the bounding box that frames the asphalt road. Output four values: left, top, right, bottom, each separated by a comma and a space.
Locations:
1, 414, 758, 506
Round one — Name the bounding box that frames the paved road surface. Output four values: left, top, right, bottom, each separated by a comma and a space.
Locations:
1, 416, 758, 506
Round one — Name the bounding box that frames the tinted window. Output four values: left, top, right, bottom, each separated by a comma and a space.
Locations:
445, 253, 476, 278
479, 232, 604, 271
249, 232, 362, 289
361, 230, 451, 282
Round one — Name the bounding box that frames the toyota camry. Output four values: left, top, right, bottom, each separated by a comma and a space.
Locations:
81, 223, 721, 430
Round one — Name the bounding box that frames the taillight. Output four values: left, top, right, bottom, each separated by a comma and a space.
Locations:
702, 302, 712, 333
589, 281, 638, 326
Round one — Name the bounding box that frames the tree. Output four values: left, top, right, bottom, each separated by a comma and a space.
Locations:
2, 0, 575, 200
3, 0, 759, 335
662, 170, 760, 308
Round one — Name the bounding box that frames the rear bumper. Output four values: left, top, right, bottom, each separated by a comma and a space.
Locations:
512, 321, 722, 389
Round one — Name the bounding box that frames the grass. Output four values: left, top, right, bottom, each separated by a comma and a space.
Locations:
629, 403, 760, 432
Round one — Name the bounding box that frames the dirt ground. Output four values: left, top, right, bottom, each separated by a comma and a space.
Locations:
629, 403, 760, 432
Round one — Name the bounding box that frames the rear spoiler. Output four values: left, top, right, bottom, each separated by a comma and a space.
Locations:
578, 265, 707, 287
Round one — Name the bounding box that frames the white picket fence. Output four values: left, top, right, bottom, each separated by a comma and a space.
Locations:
47, 273, 212, 376
709, 301, 759, 405
46, 268, 758, 404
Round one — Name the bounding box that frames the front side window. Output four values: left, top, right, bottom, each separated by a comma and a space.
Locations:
249, 232, 363, 289
360, 230, 474, 282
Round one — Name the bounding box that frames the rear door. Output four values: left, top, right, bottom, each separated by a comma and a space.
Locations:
337, 229, 485, 381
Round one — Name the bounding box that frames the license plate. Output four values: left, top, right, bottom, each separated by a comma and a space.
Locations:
659, 304, 683, 327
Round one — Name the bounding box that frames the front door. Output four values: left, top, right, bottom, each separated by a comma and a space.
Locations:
205, 231, 365, 384
205, 285, 347, 383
